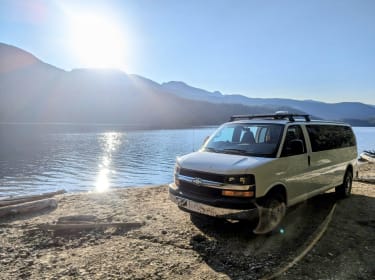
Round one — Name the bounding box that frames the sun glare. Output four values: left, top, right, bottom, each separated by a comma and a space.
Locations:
69, 13, 127, 69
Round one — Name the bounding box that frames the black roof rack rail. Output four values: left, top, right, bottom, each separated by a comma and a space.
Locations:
230, 114, 311, 122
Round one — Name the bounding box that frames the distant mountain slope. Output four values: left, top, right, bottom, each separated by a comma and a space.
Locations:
162, 81, 375, 123
0, 43, 296, 128
1, 42, 374, 127
162, 81, 223, 103
0, 42, 40, 73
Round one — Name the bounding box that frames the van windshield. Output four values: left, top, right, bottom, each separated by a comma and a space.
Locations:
203, 123, 284, 158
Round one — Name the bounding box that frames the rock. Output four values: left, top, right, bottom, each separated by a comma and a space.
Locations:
1, 258, 12, 265
6, 247, 14, 253
25, 259, 34, 266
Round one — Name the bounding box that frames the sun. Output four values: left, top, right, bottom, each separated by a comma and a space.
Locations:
69, 13, 127, 69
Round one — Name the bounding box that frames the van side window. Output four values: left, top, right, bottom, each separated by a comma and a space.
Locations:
258, 127, 268, 143
306, 125, 356, 152
281, 125, 306, 157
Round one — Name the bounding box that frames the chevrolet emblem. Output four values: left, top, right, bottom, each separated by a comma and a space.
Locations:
192, 177, 202, 186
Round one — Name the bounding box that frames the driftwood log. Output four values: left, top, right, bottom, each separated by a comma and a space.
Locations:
0, 190, 65, 207
0, 198, 57, 218
57, 215, 98, 224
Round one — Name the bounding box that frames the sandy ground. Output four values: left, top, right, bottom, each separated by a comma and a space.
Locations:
1, 163, 374, 280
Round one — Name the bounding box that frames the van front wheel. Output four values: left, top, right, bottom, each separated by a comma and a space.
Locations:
336, 171, 353, 198
254, 193, 286, 234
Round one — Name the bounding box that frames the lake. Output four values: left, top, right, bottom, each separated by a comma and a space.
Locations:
0, 124, 374, 197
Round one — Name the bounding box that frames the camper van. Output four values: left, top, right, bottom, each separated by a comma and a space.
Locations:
169, 113, 357, 234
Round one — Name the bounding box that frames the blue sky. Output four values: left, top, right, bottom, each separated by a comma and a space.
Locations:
1, 0, 375, 104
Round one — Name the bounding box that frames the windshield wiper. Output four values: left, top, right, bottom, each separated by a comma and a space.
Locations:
205, 147, 221, 153
222, 148, 248, 155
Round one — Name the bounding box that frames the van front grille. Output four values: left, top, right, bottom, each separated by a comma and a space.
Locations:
179, 168, 255, 185
177, 180, 254, 209
179, 168, 225, 183
179, 180, 222, 198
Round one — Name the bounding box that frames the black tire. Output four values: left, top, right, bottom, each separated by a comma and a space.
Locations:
335, 171, 353, 198
254, 192, 286, 234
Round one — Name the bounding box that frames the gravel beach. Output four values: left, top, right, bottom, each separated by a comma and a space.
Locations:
1, 163, 374, 280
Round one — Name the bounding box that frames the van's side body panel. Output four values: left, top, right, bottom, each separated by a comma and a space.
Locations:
284, 148, 357, 206
250, 154, 312, 203
283, 123, 358, 206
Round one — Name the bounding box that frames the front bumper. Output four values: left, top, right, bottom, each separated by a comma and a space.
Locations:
169, 183, 258, 220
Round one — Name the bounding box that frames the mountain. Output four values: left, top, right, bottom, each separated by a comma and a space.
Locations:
162, 81, 375, 124
0, 43, 296, 128
161, 81, 223, 103
1, 42, 374, 128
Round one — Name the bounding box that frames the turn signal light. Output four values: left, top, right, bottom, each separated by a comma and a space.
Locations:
222, 190, 254, 197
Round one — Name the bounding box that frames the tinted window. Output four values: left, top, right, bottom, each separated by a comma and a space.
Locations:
306, 125, 356, 152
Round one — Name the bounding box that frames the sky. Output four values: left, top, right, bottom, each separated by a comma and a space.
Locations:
0, 0, 375, 104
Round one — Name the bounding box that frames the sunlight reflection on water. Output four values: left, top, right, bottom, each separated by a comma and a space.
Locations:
95, 132, 122, 192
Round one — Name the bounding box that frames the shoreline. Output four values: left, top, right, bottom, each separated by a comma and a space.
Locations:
1, 163, 374, 279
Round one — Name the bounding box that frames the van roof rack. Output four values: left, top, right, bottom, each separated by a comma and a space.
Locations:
230, 114, 311, 122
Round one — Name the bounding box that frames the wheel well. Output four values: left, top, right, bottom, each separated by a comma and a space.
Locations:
346, 164, 353, 176
264, 185, 287, 205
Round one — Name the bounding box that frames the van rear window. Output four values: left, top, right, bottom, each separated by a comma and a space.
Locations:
306, 125, 356, 152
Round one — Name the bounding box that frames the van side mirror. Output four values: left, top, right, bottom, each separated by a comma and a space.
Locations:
290, 139, 304, 155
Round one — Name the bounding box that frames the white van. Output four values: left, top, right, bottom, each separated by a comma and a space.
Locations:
169, 113, 357, 234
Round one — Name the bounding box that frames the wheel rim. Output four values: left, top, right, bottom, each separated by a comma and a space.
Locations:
267, 200, 286, 229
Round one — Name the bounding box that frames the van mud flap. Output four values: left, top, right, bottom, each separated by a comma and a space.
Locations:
253, 202, 286, 234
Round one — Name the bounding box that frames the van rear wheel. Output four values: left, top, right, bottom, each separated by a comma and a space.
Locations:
254, 193, 286, 234
336, 171, 353, 198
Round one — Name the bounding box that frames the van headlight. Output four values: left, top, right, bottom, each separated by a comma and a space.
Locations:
174, 164, 181, 186
222, 175, 256, 197
225, 175, 255, 185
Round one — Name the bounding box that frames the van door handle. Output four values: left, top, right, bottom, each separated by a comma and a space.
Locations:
308, 155, 311, 166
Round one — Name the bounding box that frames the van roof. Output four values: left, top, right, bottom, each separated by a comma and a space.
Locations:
230, 113, 310, 122
229, 114, 349, 126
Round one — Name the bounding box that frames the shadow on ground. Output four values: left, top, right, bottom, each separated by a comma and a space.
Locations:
189, 192, 342, 280
277, 193, 375, 280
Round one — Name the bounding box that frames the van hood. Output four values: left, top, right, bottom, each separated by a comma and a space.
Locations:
177, 151, 274, 174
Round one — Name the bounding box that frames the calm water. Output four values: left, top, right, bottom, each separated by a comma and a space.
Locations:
0, 124, 216, 197
0, 125, 374, 197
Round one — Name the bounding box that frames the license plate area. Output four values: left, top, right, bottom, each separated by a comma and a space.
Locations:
176, 196, 216, 216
